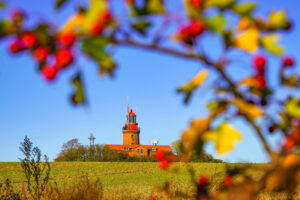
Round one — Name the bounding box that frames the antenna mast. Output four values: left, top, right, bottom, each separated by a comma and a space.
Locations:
88, 132, 96, 146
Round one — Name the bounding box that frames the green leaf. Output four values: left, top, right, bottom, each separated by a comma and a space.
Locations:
0, 1, 6, 9
232, 2, 256, 16
285, 98, 300, 118
205, 0, 235, 10
81, 36, 116, 76
0, 19, 11, 37
146, 0, 165, 14
98, 56, 116, 76
131, 20, 151, 36
204, 15, 226, 33
55, 0, 68, 10
71, 73, 85, 105
81, 36, 109, 60
82, 0, 108, 32
260, 34, 284, 56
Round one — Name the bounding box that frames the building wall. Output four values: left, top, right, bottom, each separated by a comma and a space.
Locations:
123, 130, 140, 145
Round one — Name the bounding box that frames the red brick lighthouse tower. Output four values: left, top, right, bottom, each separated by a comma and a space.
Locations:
122, 106, 140, 145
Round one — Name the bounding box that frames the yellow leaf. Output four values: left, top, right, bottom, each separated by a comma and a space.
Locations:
235, 28, 259, 53
60, 13, 84, 34
233, 98, 263, 118
82, 0, 108, 33
285, 98, 300, 118
260, 34, 284, 56
203, 122, 241, 155
238, 76, 258, 87
181, 118, 210, 153
191, 69, 209, 88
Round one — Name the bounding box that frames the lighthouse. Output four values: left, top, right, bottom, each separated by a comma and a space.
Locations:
104, 105, 172, 156
122, 108, 140, 145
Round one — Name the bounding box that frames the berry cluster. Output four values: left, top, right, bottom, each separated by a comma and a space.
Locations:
197, 174, 209, 199
9, 31, 75, 82
284, 129, 300, 151
177, 20, 205, 45
253, 55, 267, 88
155, 152, 173, 170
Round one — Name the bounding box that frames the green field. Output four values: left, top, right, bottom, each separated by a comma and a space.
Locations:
0, 162, 293, 199
0, 162, 229, 198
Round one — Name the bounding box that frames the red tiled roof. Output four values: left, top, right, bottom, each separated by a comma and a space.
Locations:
104, 144, 172, 152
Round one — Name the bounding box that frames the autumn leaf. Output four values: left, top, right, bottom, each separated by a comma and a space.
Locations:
60, 13, 84, 35
235, 28, 259, 53
82, 0, 108, 33
177, 69, 209, 103
181, 118, 210, 153
285, 98, 300, 118
266, 10, 289, 30
260, 34, 284, 56
236, 17, 251, 31
203, 122, 242, 155
233, 98, 264, 118
238, 76, 259, 87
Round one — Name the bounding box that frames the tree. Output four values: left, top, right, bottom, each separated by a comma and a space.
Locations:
1, 0, 300, 198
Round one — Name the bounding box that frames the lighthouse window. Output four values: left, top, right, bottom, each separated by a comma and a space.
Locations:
151, 148, 156, 151
141, 149, 143, 154
131, 135, 134, 139
124, 147, 129, 151
137, 149, 139, 153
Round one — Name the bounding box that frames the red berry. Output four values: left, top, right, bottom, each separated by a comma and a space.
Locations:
179, 26, 189, 38
283, 137, 294, 151
9, 39, 22, 54
256, 75, 266, 88
283, 56, 294, 67
291, 130, 300, 142
191, 0, 202, 8
159, 160, 169, 170
91, 24, 103, 36
253, 55, 266, 70
223, 175, 233, 185
101, 11, 112, 23
33, 47, 49, 62
21, 33, 37, 49
188, 21, 205, 37
149, 197, 157, 200
155, 152, 165, 161
42, 66, 57, 81
55, 48, 73, 68
58, 33, 76, 47
198, 175, 208, 185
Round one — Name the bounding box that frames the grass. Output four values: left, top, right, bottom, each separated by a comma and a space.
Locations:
0, 162, 294, 199
0, 162, 228, 198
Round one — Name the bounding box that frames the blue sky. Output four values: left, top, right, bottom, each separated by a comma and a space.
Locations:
0, 0, 299, 162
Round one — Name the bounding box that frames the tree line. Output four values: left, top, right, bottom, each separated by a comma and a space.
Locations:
54, 138, 222, 163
